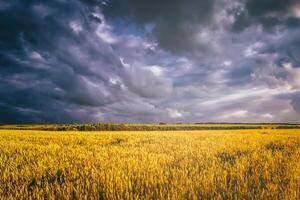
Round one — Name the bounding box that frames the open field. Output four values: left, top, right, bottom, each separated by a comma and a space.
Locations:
0, 129, 300, 199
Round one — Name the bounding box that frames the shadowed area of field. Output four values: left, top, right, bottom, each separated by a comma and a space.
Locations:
0, 129, 299, 199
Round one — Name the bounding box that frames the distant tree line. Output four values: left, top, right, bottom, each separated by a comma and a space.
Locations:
0, 123, 299, 131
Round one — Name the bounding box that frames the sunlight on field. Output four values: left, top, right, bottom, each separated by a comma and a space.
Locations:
0, 129, 300, 199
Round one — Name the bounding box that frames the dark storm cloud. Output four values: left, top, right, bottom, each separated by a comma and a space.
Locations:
101, 0, 215, 53
0, 0, 173, 123
232, 0, 300, 31
1, 0, 300, 123
0, 0, 108, 122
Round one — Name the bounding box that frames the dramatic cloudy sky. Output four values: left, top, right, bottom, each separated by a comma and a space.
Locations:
1, 0, 300, 123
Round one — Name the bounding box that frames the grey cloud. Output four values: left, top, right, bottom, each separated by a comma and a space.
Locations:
225, 65, 253, 86
276, 91, 300, 117
1, 0, 300, 124
0, 0, 173, 123
102, 0, 215, 53
122, 65, 172, 99
232, 0, 300, 31
291, 93, 300, 112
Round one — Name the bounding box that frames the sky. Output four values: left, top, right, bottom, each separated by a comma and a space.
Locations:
0, 0, 300, 124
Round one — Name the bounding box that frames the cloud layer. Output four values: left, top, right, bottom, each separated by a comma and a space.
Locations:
0, 0, 300, 123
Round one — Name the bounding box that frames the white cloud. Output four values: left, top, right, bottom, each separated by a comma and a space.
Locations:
290, 4, 300, 18
29, 51, 44, 61
200, 87, 291, 106
93, 12, 118, 44
69, 21, 82, 34
261, 113, 273, 118
167, 108, 183, 118
220, 110, 248, 119
244, 42, 264, 57
283, 63, 293, 70
223, 60, 232, 67
283, 63, 300, 89
120, 57, 130, 68
143, 42, 157, 51
147, 65, 164, 76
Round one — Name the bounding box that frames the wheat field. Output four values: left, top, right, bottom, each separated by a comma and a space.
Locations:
0, 129, 300, 199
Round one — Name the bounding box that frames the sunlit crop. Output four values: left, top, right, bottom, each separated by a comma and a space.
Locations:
0, 129, 299, 199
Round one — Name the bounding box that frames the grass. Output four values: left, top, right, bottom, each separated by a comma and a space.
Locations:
0, 129, 300, 199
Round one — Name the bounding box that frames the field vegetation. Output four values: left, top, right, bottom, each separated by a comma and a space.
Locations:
0, 123, 299, 131
0, 129, 300, 199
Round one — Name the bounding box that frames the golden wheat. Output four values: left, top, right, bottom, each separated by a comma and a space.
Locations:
0, 129, 299, 199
